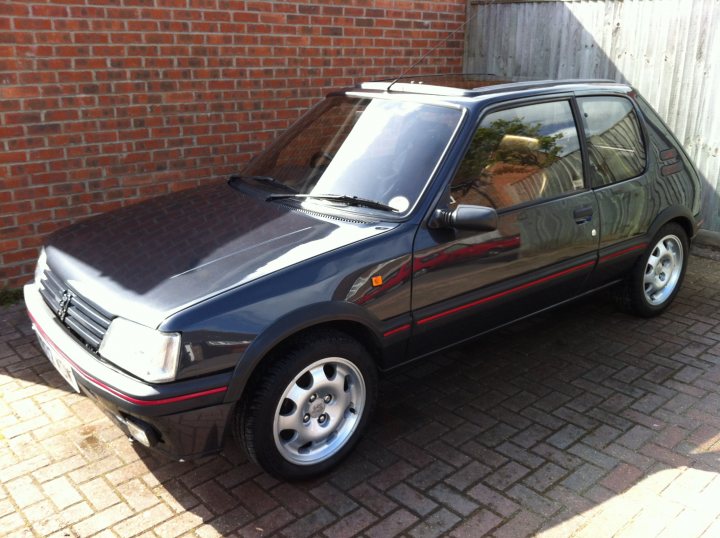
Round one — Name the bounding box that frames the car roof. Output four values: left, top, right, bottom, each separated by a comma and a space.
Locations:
355, 74, 630, 99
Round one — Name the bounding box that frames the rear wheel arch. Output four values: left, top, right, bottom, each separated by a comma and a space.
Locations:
647, 205, 697, 242
668, 216, 694, 243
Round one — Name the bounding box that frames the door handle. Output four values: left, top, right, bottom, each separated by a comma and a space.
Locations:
573, 205, 593, 224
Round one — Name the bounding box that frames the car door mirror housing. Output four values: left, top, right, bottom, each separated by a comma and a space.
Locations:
430, 205, 498, 231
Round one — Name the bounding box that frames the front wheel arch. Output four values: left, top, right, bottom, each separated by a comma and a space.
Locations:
224, 303, 384, 404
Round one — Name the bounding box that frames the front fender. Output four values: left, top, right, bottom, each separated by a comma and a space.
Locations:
223, 301, 385, 402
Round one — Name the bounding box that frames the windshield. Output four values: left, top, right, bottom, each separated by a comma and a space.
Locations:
240, 96, 462, 215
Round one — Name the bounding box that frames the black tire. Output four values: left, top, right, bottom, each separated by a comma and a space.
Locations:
616, 222, 689, 317
236, 330, 377, 480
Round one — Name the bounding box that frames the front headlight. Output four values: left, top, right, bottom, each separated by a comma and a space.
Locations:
99, 318, 181, 383
34, 247, 48, 284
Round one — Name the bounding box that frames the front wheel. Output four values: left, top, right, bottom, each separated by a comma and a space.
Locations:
617, 223, 688, 317
237, 331, 377, 480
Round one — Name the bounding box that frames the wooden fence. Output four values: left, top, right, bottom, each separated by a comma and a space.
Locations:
465, 0, 719, 232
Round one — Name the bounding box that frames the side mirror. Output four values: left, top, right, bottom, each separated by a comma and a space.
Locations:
430, 204, 498, 232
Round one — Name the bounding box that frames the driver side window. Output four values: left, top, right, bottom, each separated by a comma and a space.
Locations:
450, 100, 584, 209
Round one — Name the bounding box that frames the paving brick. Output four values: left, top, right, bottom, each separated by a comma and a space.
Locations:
194, 479, 237, 515
237, 507, 294, 537
407, 460, 454, 490
270, 483, 319, 517
388, 438, 435, 468
614, 497, 684, 538
348, 482, 398, 516
562, 462, 608, 494
0, 512, 26, 535
600, 463, 644, 494
233, 481, 279, 516
113, 503, 173, 538
204, 505, 253, 535
466, 482, 519, 517
116, 478, 161, 512
656, 507, 717, 538
52, 501, 94, 530
427, 483, 479, 516
444, 461, 491, 491
493, 509, 544, 538
567, 442, 619, 470
547, 424, 586, 450
497, 441, 545, 469
8, 477, 43, 514
484, 461, 531, 491
41, 476, 82, 510
572, 495, 643, 538
72, 502, 134, 537
582, 424, 623, 450
0, 500, 13, 519
320, 507, 376, 538
425, 439, 472, 468
640, 443, 691, 467
368, 460, 417, 491
460, 440, 509, 469
449, 508, 502, 537
617, 424, 656, 450
511, 423, 552, 449
78, 476, 121, 511
280, 507, 335, 538
506, 483, 561, 517
154, 480, 200, 514
152, 505, 212, 538
327, 457, 380, 490
408, 507, 461, 538
364, 508, 418, 538
309, 483, 357, 517
387, 483, 438, 517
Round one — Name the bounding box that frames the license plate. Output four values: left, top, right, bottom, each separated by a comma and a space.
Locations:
36, 330, 80, 393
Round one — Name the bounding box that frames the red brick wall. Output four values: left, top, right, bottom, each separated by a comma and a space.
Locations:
0, 0, 466, 288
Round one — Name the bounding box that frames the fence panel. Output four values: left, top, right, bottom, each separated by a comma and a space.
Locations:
465, 0, 719, 231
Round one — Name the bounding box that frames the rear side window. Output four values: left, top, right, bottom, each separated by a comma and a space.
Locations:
450, 100, 584, 210
577, 96, 646, 186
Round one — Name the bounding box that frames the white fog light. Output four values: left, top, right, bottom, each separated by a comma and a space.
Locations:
125, 417, 159, 447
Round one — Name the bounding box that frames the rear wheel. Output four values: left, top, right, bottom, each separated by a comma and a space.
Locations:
237, 331, 377, 480
617, 223, 688, 317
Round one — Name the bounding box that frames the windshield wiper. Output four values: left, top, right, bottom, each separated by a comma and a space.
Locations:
229, 175, 298, 193
267, 193, 398, 213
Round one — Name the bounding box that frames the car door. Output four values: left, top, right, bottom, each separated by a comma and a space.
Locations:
410, 97, 600, 357
575, 94, 653, 287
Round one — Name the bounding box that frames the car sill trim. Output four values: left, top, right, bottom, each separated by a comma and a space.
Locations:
417, 260, 596, 326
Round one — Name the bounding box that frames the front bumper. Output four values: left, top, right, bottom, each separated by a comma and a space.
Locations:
24, 282, 234, 459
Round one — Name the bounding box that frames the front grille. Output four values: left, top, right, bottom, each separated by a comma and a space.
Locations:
39, 267, 113, 351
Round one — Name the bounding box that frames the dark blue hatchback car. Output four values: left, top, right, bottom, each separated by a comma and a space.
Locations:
25, 76, 702, 479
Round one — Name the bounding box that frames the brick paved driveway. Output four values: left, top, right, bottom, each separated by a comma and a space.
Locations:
2, 254, 719, 538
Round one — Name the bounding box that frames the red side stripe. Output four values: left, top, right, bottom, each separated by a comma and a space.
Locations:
383, 324, 411, 338
28, 311, 227, 406
598, 244, 647, 264
417, 261, 596, 326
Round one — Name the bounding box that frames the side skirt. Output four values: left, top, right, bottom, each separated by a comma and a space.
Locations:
381, 278, 623, 373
